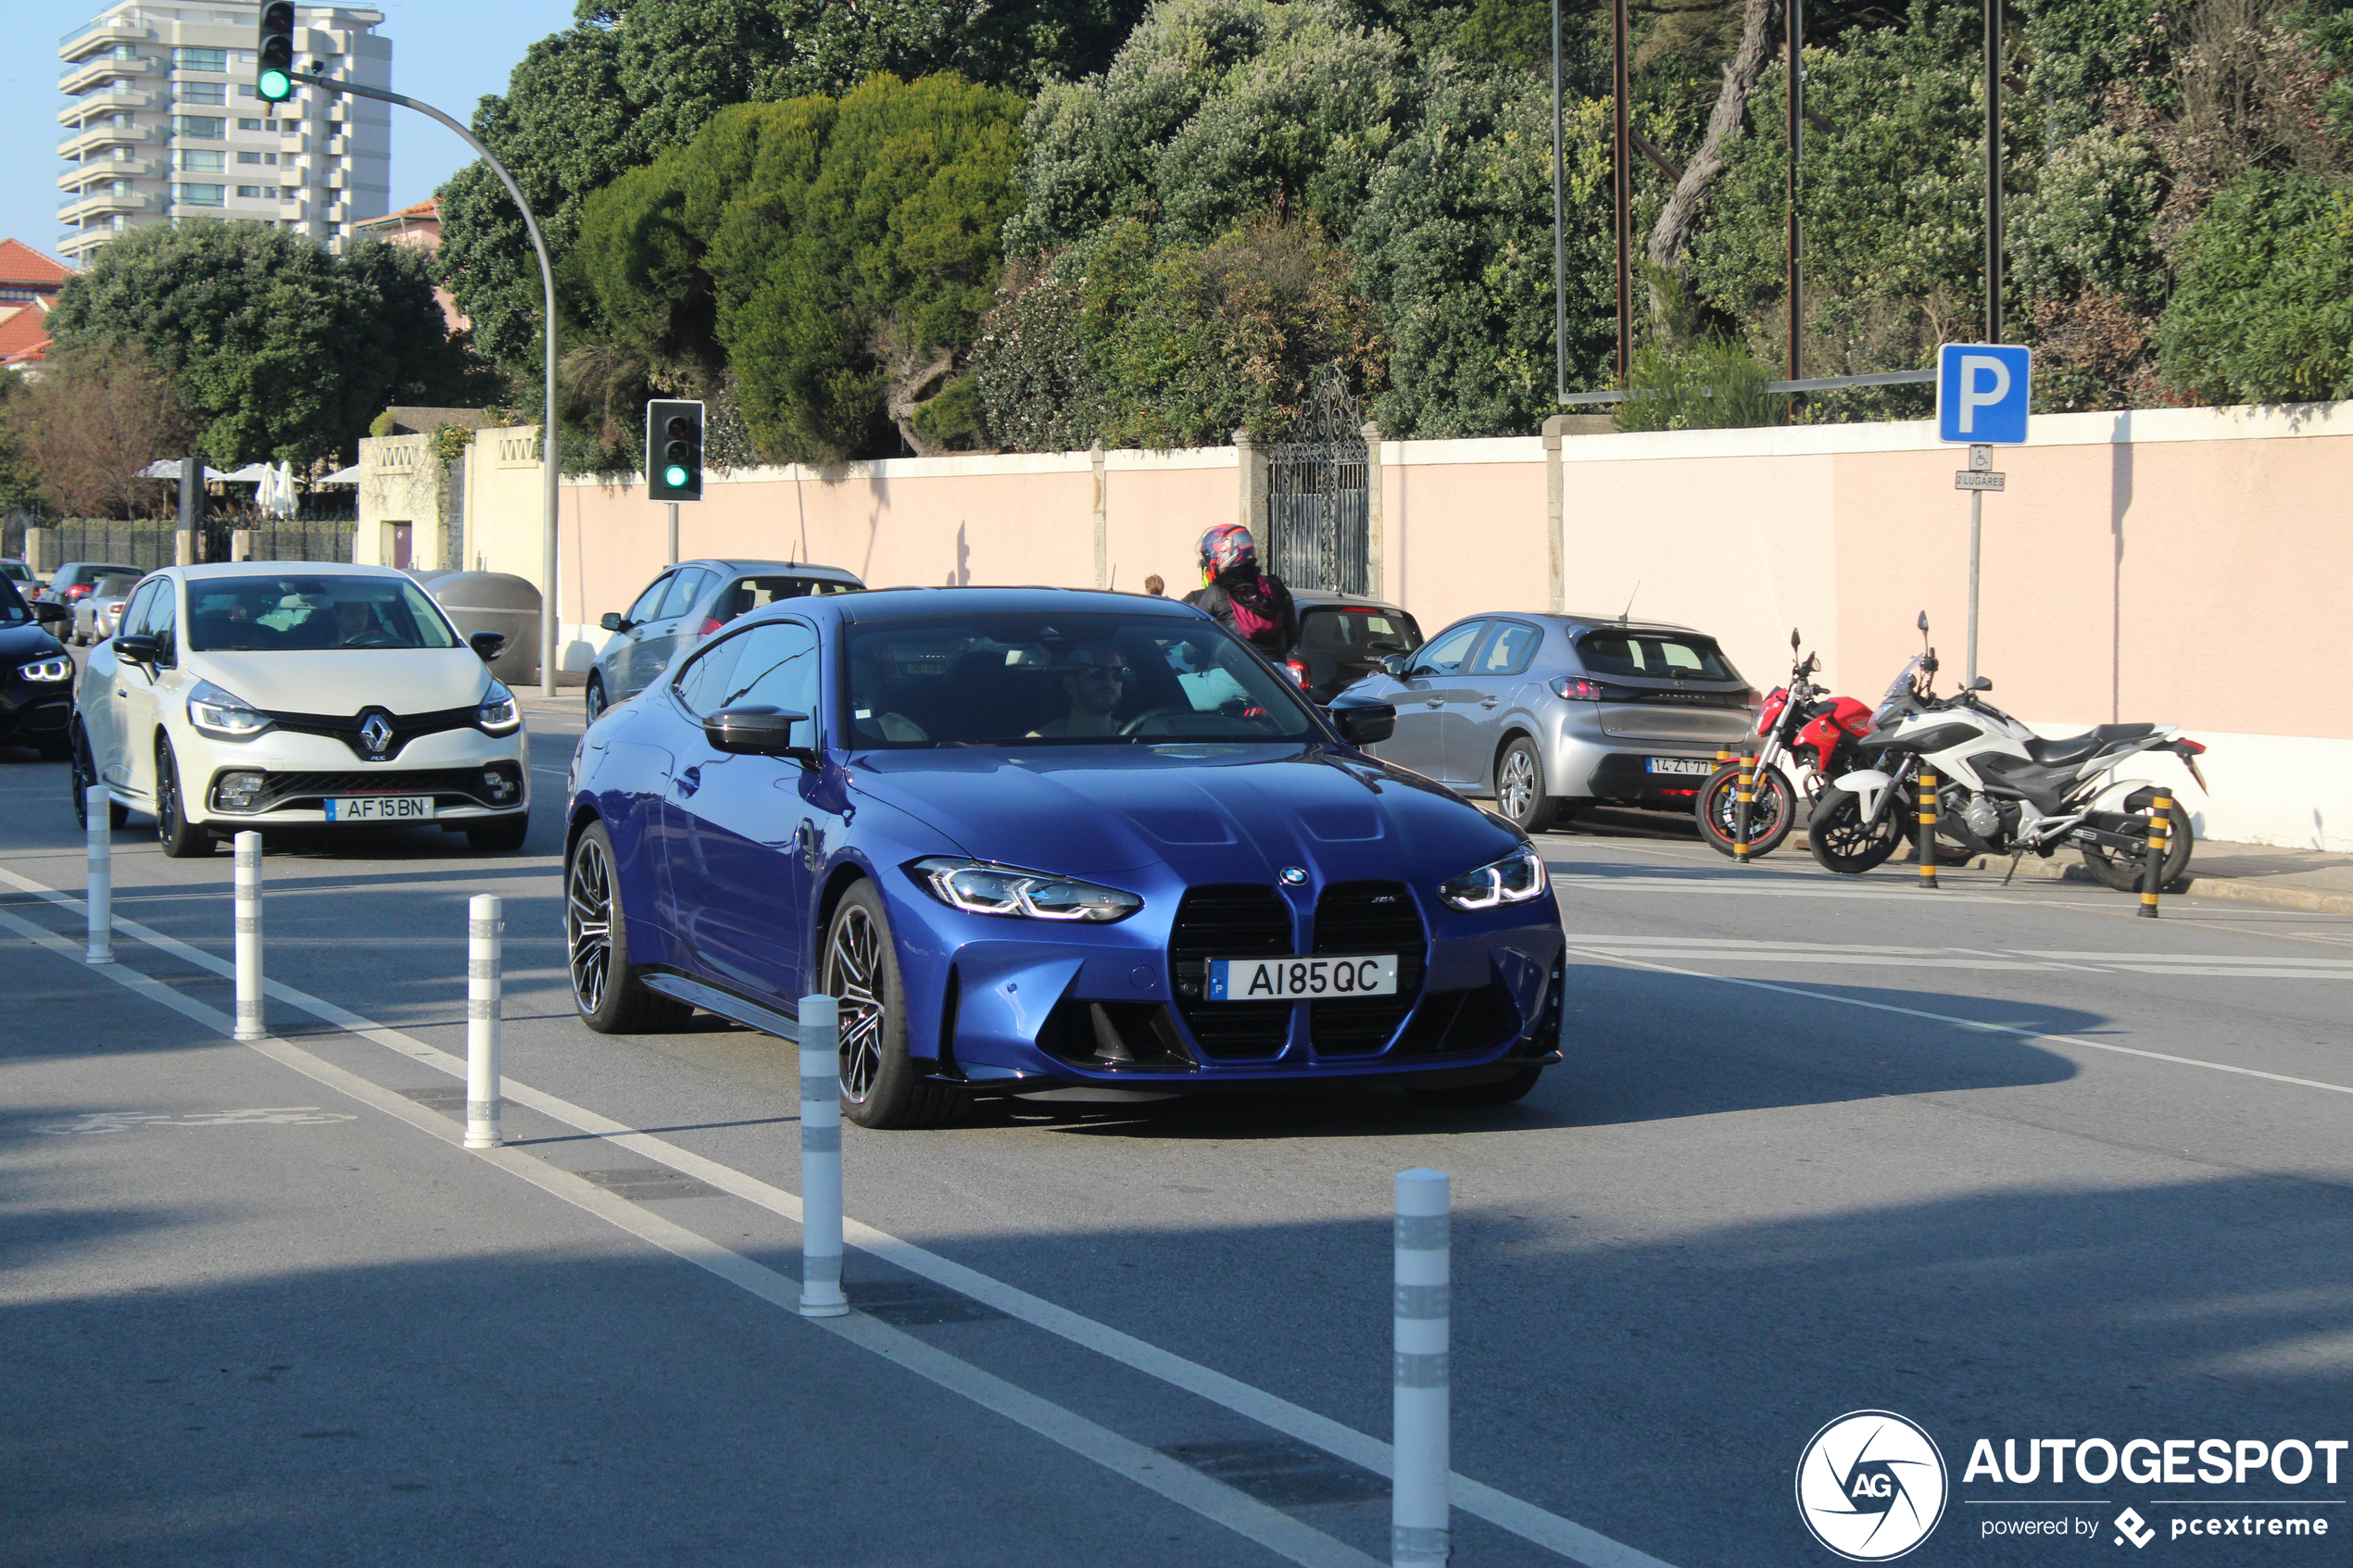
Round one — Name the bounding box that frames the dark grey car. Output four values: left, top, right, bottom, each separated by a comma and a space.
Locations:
586, 558, 863, 719
1343, 613, 1758, 832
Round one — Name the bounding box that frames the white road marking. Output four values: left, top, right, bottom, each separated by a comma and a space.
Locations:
31, 1107, 356, 1134
0, 862, 1676, 1568
1559, 935, 2353, 980
1552, 872, 2032, 904
1557, 942, 2353, 1098
0, 899, 1380, 1568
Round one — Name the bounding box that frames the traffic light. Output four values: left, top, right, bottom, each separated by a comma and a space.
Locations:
646, 399, 704, 502
256, 2, 296, 104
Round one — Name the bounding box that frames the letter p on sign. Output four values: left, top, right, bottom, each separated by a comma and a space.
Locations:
1937, 343, 2032, 445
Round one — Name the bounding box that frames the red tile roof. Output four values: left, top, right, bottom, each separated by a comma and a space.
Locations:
0, 300, 55, 366
0, 240, 72, 291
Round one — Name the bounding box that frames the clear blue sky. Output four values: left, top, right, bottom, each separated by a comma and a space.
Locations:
3, 0, 576, 268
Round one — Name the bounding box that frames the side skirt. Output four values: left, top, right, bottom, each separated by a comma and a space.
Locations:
641, 971, 800, 1041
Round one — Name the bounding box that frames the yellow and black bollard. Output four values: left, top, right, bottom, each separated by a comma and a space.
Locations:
1733, 751, 1757, 863
1916, 770, 1940, 888
2138, 794, 2171, 918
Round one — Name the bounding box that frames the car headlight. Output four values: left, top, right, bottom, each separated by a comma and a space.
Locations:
18, 656, 72, 684
1439, 844, 1549, 910
476, 678, 521, 736
187, 680, 271, 740
909, 857, 1143, 922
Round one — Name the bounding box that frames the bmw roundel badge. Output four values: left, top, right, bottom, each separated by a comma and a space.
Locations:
1279, 866, 1308, 886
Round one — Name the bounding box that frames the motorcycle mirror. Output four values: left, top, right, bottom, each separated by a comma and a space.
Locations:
1917, 611, 1930, 633
1791, 627, 1802, 652
1969, 675, 1992, 691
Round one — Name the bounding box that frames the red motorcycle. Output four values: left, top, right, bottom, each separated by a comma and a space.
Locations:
1696, 629, 1875, 859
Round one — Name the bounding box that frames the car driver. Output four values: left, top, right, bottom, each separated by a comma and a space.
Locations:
1030, 645, 1129, 737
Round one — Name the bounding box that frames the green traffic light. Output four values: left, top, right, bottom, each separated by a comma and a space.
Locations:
258, 68, 293, 102
664, 465, 689, 488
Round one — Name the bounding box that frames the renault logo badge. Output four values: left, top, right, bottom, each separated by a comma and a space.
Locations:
1279, 866, 1308, 886
359, 714, 394, 757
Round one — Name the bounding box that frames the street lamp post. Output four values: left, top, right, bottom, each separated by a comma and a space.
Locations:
289, 69, 561, 697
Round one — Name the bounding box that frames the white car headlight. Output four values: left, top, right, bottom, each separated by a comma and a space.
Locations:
187, 680, 271, 740
476, 678, 521, 736
1439, 844, 1549, 910
910, 857, 1143, 922
18, 657, 72, 684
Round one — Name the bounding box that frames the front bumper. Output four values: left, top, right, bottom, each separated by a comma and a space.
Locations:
179, 724, 528, 825
0, 680, 74, 744
896, 875, 1566, 1091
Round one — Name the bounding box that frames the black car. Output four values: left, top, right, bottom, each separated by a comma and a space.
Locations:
0, 575, 75, 759
1280, 590, 1423, 702
39, 561, 141, 608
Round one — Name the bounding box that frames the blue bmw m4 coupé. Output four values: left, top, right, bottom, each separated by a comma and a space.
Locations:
561, 588, 1566, 1128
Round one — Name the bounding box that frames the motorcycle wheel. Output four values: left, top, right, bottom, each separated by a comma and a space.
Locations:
1807, 786, 1905, 875
2080, 806, 2196, 893
1694, 762, 1794, 859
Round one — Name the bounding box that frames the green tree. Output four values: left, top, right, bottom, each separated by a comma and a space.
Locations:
46, 223, 480, 468
2157, 169, 2353, 402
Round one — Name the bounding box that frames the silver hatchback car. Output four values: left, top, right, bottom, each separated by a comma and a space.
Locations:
1345, 612, 1757, 832
586, 558, 863, 720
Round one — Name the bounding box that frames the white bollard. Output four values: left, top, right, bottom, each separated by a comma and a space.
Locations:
798, 994, 849, 1317
464, 894, 503, 1149
233, 832, 264, 1040
84, 785, 112, 965
1392, 1168, 1452, 1568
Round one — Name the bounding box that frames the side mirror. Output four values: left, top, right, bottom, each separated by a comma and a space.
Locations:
1378, 652, 1411, 677
469, 631, 508, 664
31, 601, 68, 627
1969, 675, 1992, 692
599, 611, 625, 633
115, 633, 157, 666
1790, 627, 1802, 652
703, 706, 813, 762
1327, 696, 1396, 746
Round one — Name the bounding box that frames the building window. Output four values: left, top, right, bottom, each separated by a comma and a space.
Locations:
171, 47, 230, 71
238, 151, 263, 164
236, 185, 267, 199
174, 149, 226, 172
237, 117, 264, 131
176, 82, 228, 106
171, 116, 228, 139
171, 183, 227, 207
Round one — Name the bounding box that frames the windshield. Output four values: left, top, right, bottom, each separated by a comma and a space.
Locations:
1577, 630, 1736, 681
185, 574, 460, 652
1872, 655, 1931, 725
0, 575, 27, 624
846, 612, 1320, 747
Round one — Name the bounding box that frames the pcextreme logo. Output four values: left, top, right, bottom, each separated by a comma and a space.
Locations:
1797, 1410, 1951, 1562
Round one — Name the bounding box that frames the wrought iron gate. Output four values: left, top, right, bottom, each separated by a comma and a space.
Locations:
1265, 366, 1370, 596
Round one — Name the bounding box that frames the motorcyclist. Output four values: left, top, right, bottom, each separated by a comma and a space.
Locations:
1183, 523, 1297, 659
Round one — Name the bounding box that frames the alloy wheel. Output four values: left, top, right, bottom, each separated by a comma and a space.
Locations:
1497, 748, 1536, 822
567, 834, 614, 1014
825, 904, 887, 1102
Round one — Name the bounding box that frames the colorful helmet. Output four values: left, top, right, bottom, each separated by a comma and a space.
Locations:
1198, 523, 1256, 580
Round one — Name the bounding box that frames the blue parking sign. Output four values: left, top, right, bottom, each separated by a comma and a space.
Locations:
1936, 344, 2032, 445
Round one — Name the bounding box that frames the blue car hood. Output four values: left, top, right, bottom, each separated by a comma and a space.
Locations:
848, 743, 1520, 884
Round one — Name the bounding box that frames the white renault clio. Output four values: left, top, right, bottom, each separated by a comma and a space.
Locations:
70, 563, 530, 857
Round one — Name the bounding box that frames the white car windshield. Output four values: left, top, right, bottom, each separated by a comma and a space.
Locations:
186, 575, 460, 652
846, 612, 1317, 746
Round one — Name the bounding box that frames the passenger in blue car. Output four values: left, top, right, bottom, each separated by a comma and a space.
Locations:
1029, 645, 1128, 738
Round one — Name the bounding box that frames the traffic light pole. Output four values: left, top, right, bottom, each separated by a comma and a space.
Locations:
287, 71, 562, 697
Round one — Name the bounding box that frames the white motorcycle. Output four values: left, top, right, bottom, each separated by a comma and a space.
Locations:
1807, 616, 2209, 890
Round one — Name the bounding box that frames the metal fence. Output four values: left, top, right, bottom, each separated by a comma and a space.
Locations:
240, 522, 357, 564
1265, 366, 1372, 596
49, 521, 184, 571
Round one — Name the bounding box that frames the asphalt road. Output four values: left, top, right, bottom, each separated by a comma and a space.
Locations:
4, 696, 2348, 1568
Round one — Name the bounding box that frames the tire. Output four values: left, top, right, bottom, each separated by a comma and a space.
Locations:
565, 820, 692, 1033
585, 672, 608, 723
1695, 761, 1795, 859
821, 880, 972, 1131
69, 725, 131, 830
465, 813, 531, 853
154, 738, 214, 859
1405, 1065, 1544, 1108
1806, 785, 1903, 875
1491, 735, 1557, 833
2080, 802, 2196, 893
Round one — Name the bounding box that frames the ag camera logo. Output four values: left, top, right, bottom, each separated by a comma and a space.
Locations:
1796, 1411, 1949, 1561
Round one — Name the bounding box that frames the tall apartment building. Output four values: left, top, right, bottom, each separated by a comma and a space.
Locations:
56, 2, 392, 264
